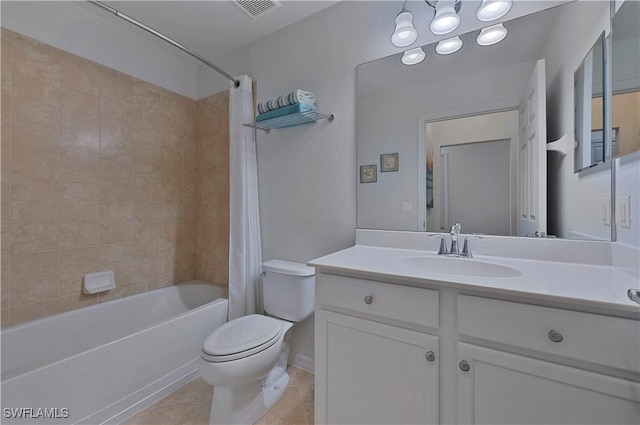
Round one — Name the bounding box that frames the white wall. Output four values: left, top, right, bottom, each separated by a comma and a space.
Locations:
0, 1, 199, 98
543, 0, 612, 240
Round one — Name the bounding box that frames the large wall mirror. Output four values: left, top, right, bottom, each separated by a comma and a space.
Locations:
357, 0, 614, 240
611, 0, 640, 159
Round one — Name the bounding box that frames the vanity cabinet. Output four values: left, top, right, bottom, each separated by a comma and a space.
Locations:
314, 273, 640, 425
315, 274, 440, 424
456, 342, 640, 425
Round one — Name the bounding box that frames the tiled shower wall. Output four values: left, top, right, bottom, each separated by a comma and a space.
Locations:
0, 29, 230, 327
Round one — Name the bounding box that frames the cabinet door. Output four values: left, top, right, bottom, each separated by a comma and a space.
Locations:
316, 310, 439, 425
457, 343, 640, 425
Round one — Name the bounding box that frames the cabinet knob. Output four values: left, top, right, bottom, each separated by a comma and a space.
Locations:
425, 351, 436, 362
459, 360, 470, 372
364, 295, 373, 305
548, 330, 564, 343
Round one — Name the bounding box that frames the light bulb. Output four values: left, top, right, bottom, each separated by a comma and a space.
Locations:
477, 0, 512, 22
436, 36, 463, 55
391, 10, 419, 47
430, 0, 460, 35
477, 23, 508, 46
401, 47, 426, 65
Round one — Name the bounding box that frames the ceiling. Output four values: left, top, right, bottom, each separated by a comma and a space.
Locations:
80, 1, 340, 63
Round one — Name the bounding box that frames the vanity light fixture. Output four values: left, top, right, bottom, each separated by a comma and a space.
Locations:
429, 0, 461, 35
436, 36, 463, 54
476, 23, 508, 46
402, 47, 426, 65
476, 0, 512, 22
391, 8, 419, 47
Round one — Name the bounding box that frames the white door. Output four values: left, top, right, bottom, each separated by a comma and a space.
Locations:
518, 59, 547, 236
316, 310, 439, 425
457, 343, 640, 425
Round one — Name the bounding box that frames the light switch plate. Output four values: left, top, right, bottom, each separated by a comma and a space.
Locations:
602, 197, 610, 226
617, 196, 632, 229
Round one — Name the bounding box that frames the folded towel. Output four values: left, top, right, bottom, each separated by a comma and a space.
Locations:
258, 90, 316, 114
256, 102, 314, 122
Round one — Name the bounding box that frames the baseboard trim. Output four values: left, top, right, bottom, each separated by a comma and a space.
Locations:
290, 354, 314, 373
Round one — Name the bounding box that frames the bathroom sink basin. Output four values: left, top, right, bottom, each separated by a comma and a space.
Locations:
394, 256, 522, 278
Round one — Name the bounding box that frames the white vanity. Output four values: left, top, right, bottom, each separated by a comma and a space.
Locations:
310, 231, 640, 425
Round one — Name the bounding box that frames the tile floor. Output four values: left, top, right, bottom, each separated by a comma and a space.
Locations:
122, 366, 314, 425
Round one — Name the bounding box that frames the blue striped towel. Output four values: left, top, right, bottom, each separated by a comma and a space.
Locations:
257, 90, 316, 114
256, 102, 314, 122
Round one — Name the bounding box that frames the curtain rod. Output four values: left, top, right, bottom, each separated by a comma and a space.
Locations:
87, 0, 240, 88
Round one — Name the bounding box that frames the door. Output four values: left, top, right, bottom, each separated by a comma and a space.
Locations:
316, 310, 439, 425
457, 343, 640, 425
518, 59, 547, 236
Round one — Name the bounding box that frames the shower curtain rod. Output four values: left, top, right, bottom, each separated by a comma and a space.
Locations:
87, 0, 240, 87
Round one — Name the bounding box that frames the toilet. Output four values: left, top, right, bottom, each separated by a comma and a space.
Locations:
198, 259, 315, 425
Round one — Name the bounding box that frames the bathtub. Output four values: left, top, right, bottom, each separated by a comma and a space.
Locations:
1, 282, 228, 424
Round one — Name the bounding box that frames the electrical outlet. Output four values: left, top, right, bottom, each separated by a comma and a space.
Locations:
602, 197, 611, 226
617, 196, 632, 229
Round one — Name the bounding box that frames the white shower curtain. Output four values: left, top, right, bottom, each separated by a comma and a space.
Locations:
228, 75, 263, 320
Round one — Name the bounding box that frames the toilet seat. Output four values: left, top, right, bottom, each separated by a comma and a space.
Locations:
201, 315, 284, 362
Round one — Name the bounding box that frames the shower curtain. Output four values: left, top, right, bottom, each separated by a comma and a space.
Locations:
228, 75, 263, 320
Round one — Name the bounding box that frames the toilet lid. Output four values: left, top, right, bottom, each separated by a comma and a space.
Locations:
202, 315, 283, 358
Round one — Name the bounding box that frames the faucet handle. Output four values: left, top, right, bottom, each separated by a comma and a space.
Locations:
428, 234, 449, 255
450, 223, 461, 235
462, 236, 483, 258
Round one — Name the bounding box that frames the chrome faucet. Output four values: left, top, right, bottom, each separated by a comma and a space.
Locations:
449, 223, 461, 255
428, 223, 483, 257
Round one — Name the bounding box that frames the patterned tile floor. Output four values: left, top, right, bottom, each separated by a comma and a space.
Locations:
122, 366, 314, 425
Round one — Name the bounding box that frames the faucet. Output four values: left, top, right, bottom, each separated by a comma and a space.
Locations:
449, 223, 461, 255
428, 223, 483, 257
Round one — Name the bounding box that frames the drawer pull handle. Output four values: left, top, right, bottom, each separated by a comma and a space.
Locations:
364, 295, 373, 305
548, 330, 564, 343
459, 360, 470, 372
425, 351, 436, 362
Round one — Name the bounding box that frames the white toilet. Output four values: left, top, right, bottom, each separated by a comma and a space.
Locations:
198, 259, 315, 425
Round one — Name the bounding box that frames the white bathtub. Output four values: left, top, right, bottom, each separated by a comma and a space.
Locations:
1, 282, 228, 424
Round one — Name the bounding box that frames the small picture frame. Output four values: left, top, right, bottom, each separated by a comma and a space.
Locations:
360, 164, 377, 183
380, 153, 399, 172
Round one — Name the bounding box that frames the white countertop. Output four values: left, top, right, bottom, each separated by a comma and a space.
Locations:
309, 245, 640, 314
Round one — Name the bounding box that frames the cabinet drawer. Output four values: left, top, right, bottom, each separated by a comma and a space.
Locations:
317, 274, 439, 328
457, 295, 640, 373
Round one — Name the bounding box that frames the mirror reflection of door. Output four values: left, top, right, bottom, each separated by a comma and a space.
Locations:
425, 110, 519, 236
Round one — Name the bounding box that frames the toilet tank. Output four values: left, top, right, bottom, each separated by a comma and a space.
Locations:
262, 259, 315, 322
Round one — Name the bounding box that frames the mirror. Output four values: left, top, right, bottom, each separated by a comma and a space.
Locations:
574, 33, 606, 172
357, 1, 612, 240
611, 0, 640, 159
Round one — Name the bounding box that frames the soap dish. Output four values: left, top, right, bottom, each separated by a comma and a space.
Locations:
83, 270, 116, 294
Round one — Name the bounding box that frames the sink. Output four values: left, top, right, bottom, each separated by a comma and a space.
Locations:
394, 256, 522, 278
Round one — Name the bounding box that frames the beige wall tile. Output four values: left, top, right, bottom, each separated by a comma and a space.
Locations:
131, 278, 153, 295
2, 93, 12, 202
1, 201, 10, 256
12, 36, 61, 106
57, 292, 99, 313
100, 73, 133, 123
132, 240, 159, 281
132, 123, 161, 165
133, 163, 159, 203
100, 160, 132, 203
59, 203, 99, 249
1, 254, 10, 310
60, 54, 100, 115
160, 148, 183, 203
160, 203, 183, 241
98, 242, 132, 285
10, 250, 58, 307
100, 117, 132, 163
11, 201, 59, 254
59, 246, 98, 295
11, 148, 60, 202
61, 107, 100, 158
9, 298, 60, 325
99, 203, 132, 244
1, 37, 12, 94
59, 155, 102, 202
11, 95, 60, 155
133, 202, 159, 242
159, 238, 178, 283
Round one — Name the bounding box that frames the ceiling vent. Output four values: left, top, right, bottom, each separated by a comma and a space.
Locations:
235, 0, 281, 20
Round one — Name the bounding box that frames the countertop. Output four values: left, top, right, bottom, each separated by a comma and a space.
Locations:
309, 245, 640, 314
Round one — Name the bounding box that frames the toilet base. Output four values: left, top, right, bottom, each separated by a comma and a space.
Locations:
209, 371, 289, 425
